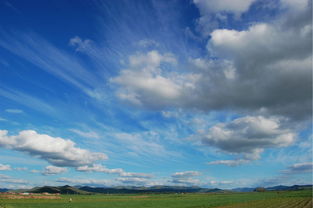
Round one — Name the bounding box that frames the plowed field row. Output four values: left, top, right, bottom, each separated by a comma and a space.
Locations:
217, 197, 312, 208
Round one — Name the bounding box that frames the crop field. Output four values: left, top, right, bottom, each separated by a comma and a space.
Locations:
0, 190, 311, 208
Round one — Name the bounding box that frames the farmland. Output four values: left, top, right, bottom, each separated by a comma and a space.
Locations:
0, 189, 311, 208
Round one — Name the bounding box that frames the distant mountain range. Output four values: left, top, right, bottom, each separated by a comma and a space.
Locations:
266, 185, 312, 191
78, 186, 225, 194
4, 184, 312, 194
12, 185, 89, 195
0, 188, 9, 192
232, 184, 312, 192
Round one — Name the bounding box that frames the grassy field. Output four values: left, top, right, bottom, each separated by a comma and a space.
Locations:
0, 189, 311, 208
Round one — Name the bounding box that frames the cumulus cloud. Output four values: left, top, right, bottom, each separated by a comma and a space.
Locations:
282, 162, 313, 174
0, 130, 107, 167
111, 50, 190, 108
201, 116, 296, 160
193, 0, 256, 35
281, 0, 309, 12
0, 164, 11, 171
43, 166, 67, 175
198, 15, 312, 120
112, 1, 312, 122
202, 2, 312, 120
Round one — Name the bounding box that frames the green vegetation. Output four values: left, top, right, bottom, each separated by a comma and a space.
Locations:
28, 185, 89, 195
0, 189, 311, 208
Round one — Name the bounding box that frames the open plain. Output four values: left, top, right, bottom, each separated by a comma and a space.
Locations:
0, 190, 311, 208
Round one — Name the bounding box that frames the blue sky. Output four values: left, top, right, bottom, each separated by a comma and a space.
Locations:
0, 0, 312, 189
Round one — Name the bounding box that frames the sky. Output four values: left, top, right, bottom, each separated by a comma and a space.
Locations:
0, 0, 312, 189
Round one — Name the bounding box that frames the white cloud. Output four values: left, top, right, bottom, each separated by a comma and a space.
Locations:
111, 51, 189, 108
0, 164, 11, 171
69, 36, 93, 52
193, 0, 256, 35
201, 116, 296, 160
0, 178, 28, 184
281, 0, 309, 12
0, 88, 55, 116
282, 162, 313, 174
112, 11, 312, 120
43, 166, 67, 175
15, 167, 28, 171
5, 109, 23, 114
120, 172, 152, 178
112, 131, 173, 157
208, 159, 249, 166
209, 23, 311, 62
116, 177, 149, 185
203, 5, 312, 120
76, 164, 123, 174
76, 164, 152, 178
57, 177, 112, 186
137, 39, 159, 48
208, 180, 232, 185
111, 0, 311, 123
0, 174, 10, 179
171, 171, 201, 186
30, 170, 40, 173
171, 178, 200, 186
0, 130, 107, 167
69, 129, 100, 139
0, 32, 101, 98
0, 174, 28, 184
172, 171, 200, 178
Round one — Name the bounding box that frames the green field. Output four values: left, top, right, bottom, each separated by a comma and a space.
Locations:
0, 190, 312, 208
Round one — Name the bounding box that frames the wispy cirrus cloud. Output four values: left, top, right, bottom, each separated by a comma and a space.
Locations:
76, 164, 152, 178
5, 109, 23, 114
0, 31, 103, 98
208, 159, 249, 167
0, 164, 11, 171
0, 88, 55, 115
69, 129, 100, 139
